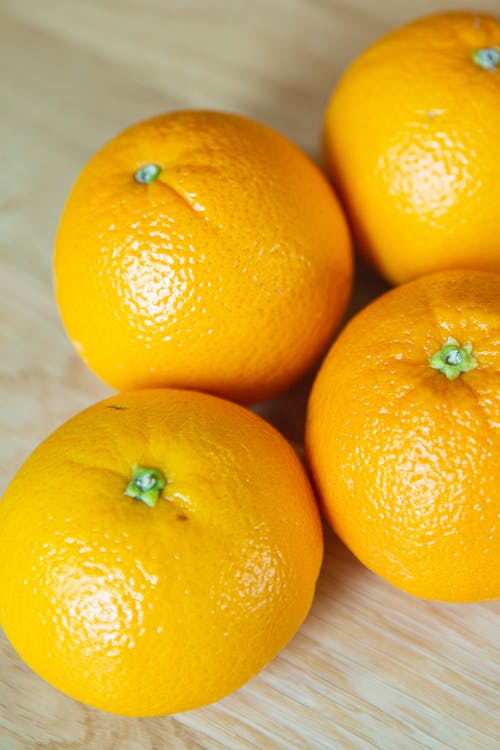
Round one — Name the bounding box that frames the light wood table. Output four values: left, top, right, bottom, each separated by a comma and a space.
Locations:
2, 1, 500, 748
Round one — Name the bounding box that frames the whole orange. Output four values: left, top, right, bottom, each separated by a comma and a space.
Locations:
0, 388, 323, 716
306, 269, 500, 602
54, 110, 352, 404
323, 11, 500, 285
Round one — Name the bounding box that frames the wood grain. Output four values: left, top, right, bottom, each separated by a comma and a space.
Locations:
2, 1, 500, 748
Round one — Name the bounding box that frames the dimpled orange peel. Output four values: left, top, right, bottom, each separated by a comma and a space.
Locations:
323, 11, 500, 284
54, 110, 352, 403
0, 388, 323, 716
306, 269, 500, 602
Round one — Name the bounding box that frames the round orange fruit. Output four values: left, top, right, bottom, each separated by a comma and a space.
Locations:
306, 269, 500, 602
0, 388, 323, 716
54, 110, 352, 404
323, 11, 500, 285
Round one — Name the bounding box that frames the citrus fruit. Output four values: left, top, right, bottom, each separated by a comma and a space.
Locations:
323, 11, 500, 285
306, 269, 500, 602
54, 110, 352, 404
0, 388, 323, 716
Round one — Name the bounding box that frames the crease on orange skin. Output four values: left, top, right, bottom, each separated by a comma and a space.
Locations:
55, 111, 352, 402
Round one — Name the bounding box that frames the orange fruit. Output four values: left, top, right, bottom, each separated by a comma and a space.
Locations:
0, 388, 323, 716
54, 110, 352, 404
323, 11, 500, 285
306, 269, 500, 602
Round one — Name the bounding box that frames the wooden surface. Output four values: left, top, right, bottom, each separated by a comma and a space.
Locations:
2, 1, 500, 748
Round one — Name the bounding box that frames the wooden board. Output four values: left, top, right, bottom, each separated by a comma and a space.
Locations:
1, 1, 500, 747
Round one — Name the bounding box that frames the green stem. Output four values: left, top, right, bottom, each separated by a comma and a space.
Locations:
429, 337, 477, 380
472, 47, 500, 71
134, 164, 162, 184
124, 464, 166, 507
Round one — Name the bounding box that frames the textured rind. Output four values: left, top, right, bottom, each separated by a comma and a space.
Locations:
0, 389, 323, 716
306, 270, 500, 602
324, 11, 500, 285
54, 110, 352, 403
